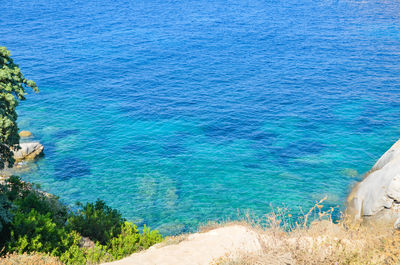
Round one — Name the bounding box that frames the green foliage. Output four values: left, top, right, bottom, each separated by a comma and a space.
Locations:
0, 178, 15, 247
0, 46, 38, 169
2, 175, 26, 202
0, 193, 13, 233
67, 199, 125, 245
139, 224, 163, 249
109, 222, 140, 260
86, 243, 113, 264
7, 210, 73, 256
59, 231, 114, 265
108, 222, 163, 260
59, 231, 86, 265
4, 176, 68, 225
0, 177, 163, 264
60, 241, 114, 265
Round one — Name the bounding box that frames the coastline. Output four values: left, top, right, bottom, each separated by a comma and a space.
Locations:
3, 137, 400, 264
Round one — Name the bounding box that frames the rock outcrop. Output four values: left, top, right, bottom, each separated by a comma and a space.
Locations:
13, 142, 44, 162
347, 139, 400, 227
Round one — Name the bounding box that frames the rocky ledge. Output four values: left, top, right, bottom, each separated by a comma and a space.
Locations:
347, 139, 400, 227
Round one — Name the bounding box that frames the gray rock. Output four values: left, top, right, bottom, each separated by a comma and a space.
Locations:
347, 139, 400, 227
12, 142, 44, 162
80, 236, 95, 250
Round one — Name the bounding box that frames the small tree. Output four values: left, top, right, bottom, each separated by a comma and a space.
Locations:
0, 47, 38, 169
67, 199, 125, 245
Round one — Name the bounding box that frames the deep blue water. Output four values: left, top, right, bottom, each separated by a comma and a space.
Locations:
1, 0, 400, 234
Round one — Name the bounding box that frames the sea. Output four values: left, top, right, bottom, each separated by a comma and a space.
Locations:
1, 0, 400, 234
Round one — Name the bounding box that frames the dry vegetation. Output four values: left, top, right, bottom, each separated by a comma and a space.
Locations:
0, 252, 63, 265
158, 234, 190, 247
215, 222, 400, 265
213, 197, 400, 265
2, 198, 400, 265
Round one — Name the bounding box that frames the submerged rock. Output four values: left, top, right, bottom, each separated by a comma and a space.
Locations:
347, 139, 400, 227
19, 130, 33, 138
13, 142, 44, 162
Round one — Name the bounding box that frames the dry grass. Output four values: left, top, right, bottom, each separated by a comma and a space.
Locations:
158, 234, 190, 247
212, 197, 400, 265
0, 252, 63, 265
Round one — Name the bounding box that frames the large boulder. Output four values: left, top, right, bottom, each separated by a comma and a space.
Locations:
12, 142, 44, 162
347, 139, 400, 227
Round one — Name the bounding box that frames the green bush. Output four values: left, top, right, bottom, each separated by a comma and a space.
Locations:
0, 176, 70, 254
7, 209, 73, 256
0, 193, 13, 248
109, 222, 162, 260
139, 224, 163, 249
67, 199, 125, 245
0, 176, 163, 264
109, 222, 140, 260
59, 231, 87, 265
0, 194, 13, 233
4, 176, 68, 225
86, 243, 113, 264
59, 232, 113, 265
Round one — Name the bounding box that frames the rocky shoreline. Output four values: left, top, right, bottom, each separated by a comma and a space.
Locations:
0, 130, 44, 179
347, 138, 400, 228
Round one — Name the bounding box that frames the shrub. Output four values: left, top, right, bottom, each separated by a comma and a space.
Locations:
60, 233, 119, 265
67, 199, 125, 245
0, 193, 13, 233
15, 191, 68, 226
0, 176, 70, 254
0, 193, 13, 250
0, 177, 163, 264
109, 222, 141, 260
108, 222, 163, 260
86, 243, 113, 264
59, 232, 113, 265
138, 224, 163, 249
59, 231, 86, 265
6, 209, 73, 256
3, 176, 68, 226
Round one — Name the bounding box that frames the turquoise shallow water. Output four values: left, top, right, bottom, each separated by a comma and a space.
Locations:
1, 0, 400, 234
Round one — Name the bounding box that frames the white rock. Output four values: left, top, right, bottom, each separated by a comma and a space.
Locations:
347, 139, 400, 225
12, 142, 44, 161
